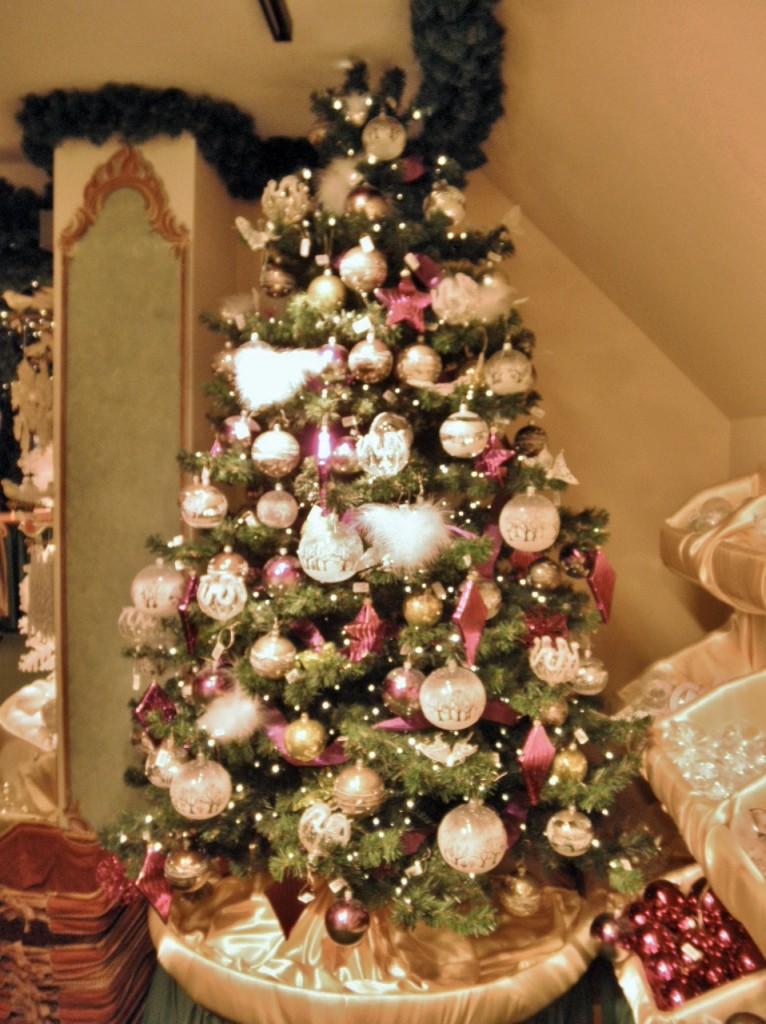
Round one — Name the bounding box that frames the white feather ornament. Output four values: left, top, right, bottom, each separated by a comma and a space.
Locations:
234, 215, 272, 252
199, 687, 262, 742
356, 500, 452, 572
317, 157, 364, 215
234, 340, 323, 413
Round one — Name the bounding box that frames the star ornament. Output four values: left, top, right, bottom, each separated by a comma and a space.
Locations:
474, 432, 515, 483
343, 598, 388, 661
374, 275, 432, 330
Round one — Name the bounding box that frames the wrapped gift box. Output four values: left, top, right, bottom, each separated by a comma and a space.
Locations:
0, 823, 155, 1023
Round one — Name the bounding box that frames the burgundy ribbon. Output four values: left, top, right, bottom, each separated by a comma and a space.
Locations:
289, 618, 325, 651
177, 572, 199, 655
262, 706, 348, 766
136, 848, 172, 922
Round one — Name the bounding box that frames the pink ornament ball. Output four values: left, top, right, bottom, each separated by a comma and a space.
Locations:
324, 892, 370, 946
191, 664, 236, 703
261, 555, 304, 594
381, 665, 425, 718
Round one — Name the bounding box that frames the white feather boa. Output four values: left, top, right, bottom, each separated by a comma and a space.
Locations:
199, 687, 262, 742
234, 340, 323, 413
356, 500, 452, 572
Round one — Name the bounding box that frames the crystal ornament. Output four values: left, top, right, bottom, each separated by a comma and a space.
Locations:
544, 806, 594, 857
169, 755, 232, 820
529, 635, 580, 686
483, 343, 534, 395
419, 660, 487, 730
130, 560, 186, 618
297, 508, 364, 583
499, 488, 561, 552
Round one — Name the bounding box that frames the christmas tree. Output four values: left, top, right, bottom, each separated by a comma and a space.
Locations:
106, 62, 656, 947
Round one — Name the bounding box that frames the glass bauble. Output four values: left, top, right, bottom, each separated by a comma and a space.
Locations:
248, 629, 296, 679
419, 660, 487, 730
251, 425, 301, 478
262, 554, 304, 594
256, 484, 299, 529
130, 559, 186, 617
348, 334, 393, 383
145, 737, 187, 788
329, 435, 361, 476
382, 664, 425, 718
544, 806, 594, 857
437, 799, 507, 874
306, 271, 345, 311
499, 488, 560, 552
687, 496, 734, 533
395, 343, 442, 385
179, 479, 228, 529
495, 870, 544, 916
361, 112, 407, 160
484, 343, 534, 395
461, 576, 503, 619
262, 263, 295, 298
344, 183, 390, 219
357, 411, 413, 479
297, 510, 363, 583
439, 406, 490, 458
339, 245, 388, 292
169, 755, 232, 820
261, 174, 311, 224
325, 891, 370, 946
528, 557, 560, 590
529, 636, 580, 686
514, 424, 548, 457
559, 543, 595, 578
572, 653, 609, 695
402, 589, 443, 626
333, 759, 386, 816
207, 546, 249, 578
218, 411, 260, 448
540, 697, 569, 727
190, 663, 237, 703
316, 340, 349, 382
551, 744, 588, 782
297, 801, 351, 854
423, 183, 466, 225
118, 606, 175, 648
163, 847, 210, 893
196, 569, 248, 621
283, 713, 327, 762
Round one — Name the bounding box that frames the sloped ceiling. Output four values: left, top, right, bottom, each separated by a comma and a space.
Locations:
2, 0, 763, 419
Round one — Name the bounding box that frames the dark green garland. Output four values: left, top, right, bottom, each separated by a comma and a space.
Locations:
0, 178, 52, 292
15, 0, 504, 198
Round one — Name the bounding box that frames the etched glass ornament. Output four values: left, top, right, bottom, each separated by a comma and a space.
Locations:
361, 112, 407, 160
339, 245, 388, 292
484, 343, 534, 395
179, 478, 228, 529
333, 759, 386, 816
499, 488, 561, 552
544, 806, 594, 857
251, 424, 301, 478
572, 651, 609, 695
496, 869, 544, 916
248, 628, 296, 679
298, 801, 351, 855
297, 509, 364, 583
529, 636, 580, 686
439, 405, 490, 458
196, 566, 248, 621
256, 485, 299, 529
130, 559, 186, 617
163, 847, 210, 893
348, 333, 394, 383
396, 343, 442, 385
357, 412, 413, 478
169, 754, 232, 820
437, 799, 507, 874
419, 660, 487, 730
145, 737, 187, 788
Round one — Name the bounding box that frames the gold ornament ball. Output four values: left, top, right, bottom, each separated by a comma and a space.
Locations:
528, 558, 560, 590
423, 183, 466, 225
495, 871, 544, 917
545, 806, 594, 857
552, 744, 588, 782
207, 546, 250, 578
284, 713, 327, 762
333, 759, 386, 817
251, 425, 301, 478
345, 184, 390, 220
307, 272, 346, 312
262, 264, 295, 298
348, 334, 394, 383
248, 631, 297, 679
403, 589, 443, 626
395, 343, 443, 385
472, 577, 503, 619
540, 697, 569, 727
339, 245, 388, 293
164, 847, 210, 893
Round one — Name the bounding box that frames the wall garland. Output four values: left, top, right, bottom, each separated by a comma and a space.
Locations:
1, 0, 504, 292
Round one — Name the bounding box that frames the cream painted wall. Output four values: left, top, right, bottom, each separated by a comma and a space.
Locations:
468, 170, 731, 690
730, 418, 766, 479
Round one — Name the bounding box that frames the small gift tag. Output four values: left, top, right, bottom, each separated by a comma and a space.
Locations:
315, 253, 330, 267
329, 877, 348, 894
360, 234, 375, 253
431, 581, 447, 601
574, 727, 589, 745
353, 315, 373, 334
353, 581, 370, 594
299, 236, 311, 258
